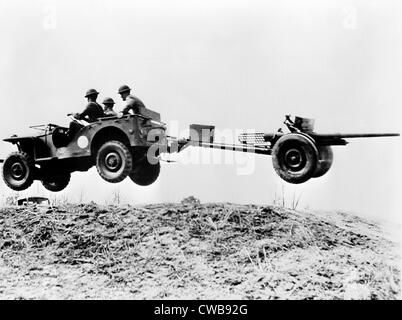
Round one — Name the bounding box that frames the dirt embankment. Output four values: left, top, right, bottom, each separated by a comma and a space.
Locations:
0, 201, 400, 299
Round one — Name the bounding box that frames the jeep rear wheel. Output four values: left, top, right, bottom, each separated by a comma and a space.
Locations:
2, 152, 34, 191
129, 158, 160, 186
96, 140, 133, 183
42, 173, 71, 192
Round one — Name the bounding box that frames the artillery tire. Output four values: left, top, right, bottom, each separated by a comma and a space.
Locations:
2, 152, 35, 191
313, 146, 333, 178
42, 173, 71, 192
96, 140, 133, 183
129, 158, 160, 186
272, 134, 318, 184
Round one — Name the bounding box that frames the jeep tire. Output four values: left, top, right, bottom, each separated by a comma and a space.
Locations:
96, 140, 133, 183
2, 152, 35, 191
42, 173, 71, 192
129, 158, 160, 186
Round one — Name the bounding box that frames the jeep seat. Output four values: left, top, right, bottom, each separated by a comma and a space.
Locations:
52, 127, 70, 148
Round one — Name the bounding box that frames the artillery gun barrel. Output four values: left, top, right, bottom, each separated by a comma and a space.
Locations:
262, 132, 400, 140
312, 133, 400, 139
260, 132, 399, 147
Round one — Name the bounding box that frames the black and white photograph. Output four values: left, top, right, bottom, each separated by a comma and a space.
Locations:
0, 0, 401, 304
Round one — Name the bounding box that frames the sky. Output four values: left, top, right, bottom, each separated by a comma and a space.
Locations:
0, 0, 401, 222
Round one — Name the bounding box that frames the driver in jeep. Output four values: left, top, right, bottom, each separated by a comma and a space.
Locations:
66, 88, 105, 140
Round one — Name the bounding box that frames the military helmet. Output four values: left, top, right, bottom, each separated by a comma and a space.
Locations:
102, 97, 115, 105
118, 85, 131, 94
85, 88, 99, 98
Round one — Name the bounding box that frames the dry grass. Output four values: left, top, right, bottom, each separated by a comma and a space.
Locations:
0, 202, 400, 299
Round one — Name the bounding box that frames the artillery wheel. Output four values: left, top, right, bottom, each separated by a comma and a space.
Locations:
129, 157, 160, 186
2, 152, 35, 191
313, 146, 333, 178
42, 173, 71, 192
272, 134, 318, 184
96, 140, 133, 183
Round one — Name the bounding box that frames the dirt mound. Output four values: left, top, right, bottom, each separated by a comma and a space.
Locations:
0, 202, 400, 299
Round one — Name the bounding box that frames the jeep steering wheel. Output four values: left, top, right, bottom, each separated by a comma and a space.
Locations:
67, 113, 88, 126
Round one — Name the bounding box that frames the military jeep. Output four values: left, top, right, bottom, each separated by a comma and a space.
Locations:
1, 109, 166, 192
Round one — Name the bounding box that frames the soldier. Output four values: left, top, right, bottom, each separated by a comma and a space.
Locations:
74, 88, 104, 122
117, 85, 146, 115
67, 89, 105, 140
102, 97, 117, 116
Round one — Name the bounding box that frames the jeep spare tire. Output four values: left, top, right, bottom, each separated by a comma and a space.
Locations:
96, 140, 133, 183
272, 134, 318, 184
42, 173, 71, 192
2, 152, 35, 191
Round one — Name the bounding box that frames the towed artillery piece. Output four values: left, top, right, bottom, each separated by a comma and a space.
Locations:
168, 115, 399, 184
0, 111, 399, 192
237, 115, 399, 183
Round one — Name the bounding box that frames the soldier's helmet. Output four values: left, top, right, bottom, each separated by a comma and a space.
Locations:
85, 88, 99, 98
102, 97, 115, 105
118, 85, 131, 94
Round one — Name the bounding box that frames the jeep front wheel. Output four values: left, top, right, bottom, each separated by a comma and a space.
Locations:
2, 152, 35, 191
96, 140, 133, 183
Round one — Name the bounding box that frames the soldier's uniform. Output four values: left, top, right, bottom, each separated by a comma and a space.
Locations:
104, 108, 117, 116
75, 101, 104, 122
121, 94, 146, 115
66, 89, 104, 142
102, 97, 117, 117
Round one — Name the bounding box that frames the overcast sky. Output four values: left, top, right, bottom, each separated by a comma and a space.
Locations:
0, 0, 401, 221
